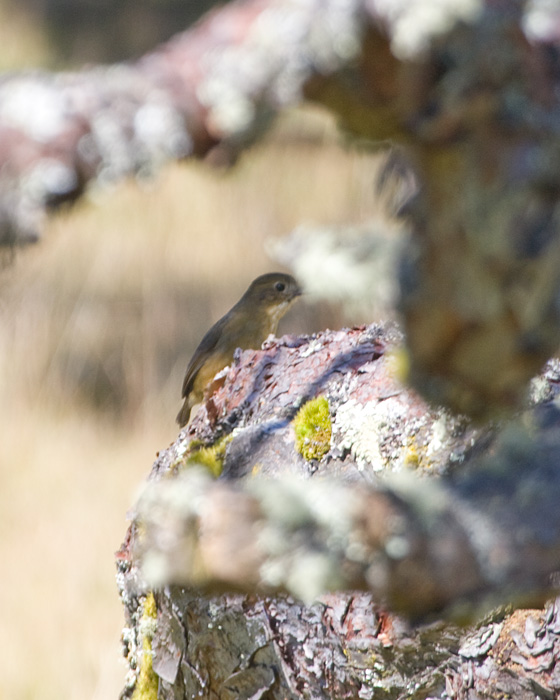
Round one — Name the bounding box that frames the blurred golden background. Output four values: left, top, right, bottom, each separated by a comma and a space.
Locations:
0, 2, 387, 698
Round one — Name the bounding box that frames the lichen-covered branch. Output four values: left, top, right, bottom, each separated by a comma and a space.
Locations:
118, 583, 560, 699
117, 323, 560, 699
130, 325, 560, 619
135, 456, 560, 620
0, 0, 370, 245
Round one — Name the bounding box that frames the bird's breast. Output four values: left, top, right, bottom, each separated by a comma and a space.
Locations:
264, 300, 291, 332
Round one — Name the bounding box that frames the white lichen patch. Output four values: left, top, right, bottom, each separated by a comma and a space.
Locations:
138, 610, 158, 639
523, 0, 560, 42
269, 223, 403, 320
333, 397, 408, 471
333, 397, 468, 475
375, 0, 482, 59
0, 78, 69, 141
24, 159, 78, 201
251, 477, 358, 600
299, 337, 325, 358
425, 411, 452, 457
285, 551, 343, 604
198, 0, 363, 138
332, 388, 476, 474
136, 468, 214, 587
133, 98, 193, 163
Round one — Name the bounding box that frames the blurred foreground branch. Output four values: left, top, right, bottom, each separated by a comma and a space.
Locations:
136, 444, 560, 619
0, 0, 370, 244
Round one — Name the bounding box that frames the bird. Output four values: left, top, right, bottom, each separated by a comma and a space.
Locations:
177, 272, 302, 426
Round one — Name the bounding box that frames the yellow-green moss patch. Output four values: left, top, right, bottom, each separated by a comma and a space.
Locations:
386, 347, 410, 383
293, 396, 332, 461
402, 437, 421, 469
132, 592, 158, 700
174, 434, 233, 477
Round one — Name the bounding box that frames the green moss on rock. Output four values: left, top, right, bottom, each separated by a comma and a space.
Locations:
131, 592, 158, 700
175, 435, 233, 477
293, 396, 332, 461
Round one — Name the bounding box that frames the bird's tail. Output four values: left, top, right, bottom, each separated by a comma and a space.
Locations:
176, 398, 192, 427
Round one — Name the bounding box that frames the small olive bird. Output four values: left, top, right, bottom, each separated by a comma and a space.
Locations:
177, 272, 302, 426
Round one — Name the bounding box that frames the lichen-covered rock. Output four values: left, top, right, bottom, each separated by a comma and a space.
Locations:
179, 323, 482, 482
118, 320, 560, 699
117, 323, 475, 698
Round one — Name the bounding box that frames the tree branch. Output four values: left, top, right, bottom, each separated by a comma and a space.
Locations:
129, 324, 560, 619
117, 323, 560, 699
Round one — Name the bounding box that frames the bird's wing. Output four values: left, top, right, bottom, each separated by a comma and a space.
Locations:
181, 314, 230, 399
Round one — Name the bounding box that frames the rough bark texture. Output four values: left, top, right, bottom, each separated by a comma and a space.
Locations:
118, 323, 560, 699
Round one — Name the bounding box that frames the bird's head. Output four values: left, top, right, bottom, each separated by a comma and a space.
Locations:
244, 272, 301, 305
241, 272, 302, 325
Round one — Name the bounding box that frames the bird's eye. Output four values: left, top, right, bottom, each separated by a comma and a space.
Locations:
275, 282, 286, 292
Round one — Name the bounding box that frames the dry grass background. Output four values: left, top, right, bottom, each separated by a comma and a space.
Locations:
0, 5, 388, 699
